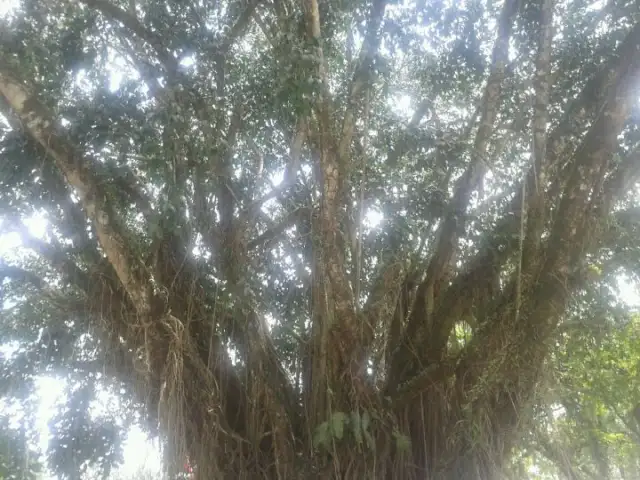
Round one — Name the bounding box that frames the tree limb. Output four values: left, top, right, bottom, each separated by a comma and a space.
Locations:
0, 263, 46, 290
247, 207, 305, 251
422, 0, 519, 309
450, 29, 640, 430
387, 0, 520, 387
337, 0, 387, 164
388, 19, 640, 394
0, 62, 155, 317
80, 0, 180, 75
218, 0, 262, 55
521, 0, 554, 277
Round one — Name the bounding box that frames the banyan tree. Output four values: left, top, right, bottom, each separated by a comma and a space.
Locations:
0, 0, 639, 478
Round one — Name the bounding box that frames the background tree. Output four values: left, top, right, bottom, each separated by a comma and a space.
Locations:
0, 0, 639, 478
507, 311, 640, 479
0, 413, 42, 480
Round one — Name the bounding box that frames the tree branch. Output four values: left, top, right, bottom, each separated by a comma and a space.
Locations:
542, 33, 640, 285
218, 0, 262, 55
358, 258, 406, 352
423, 0, 519, 308
449, 29, 640, 426
386, 98, 436, 167
521, 0, 554, 277
80, 0, 180, 75
337, 0, 387, 163
0, 263, 46, 290
388, 18, 640, 395
387, 0, 520, 387
247, 207, 305, 251
0, 62, 155, 317
18, 232, 92, 290
545, 21, 640, 203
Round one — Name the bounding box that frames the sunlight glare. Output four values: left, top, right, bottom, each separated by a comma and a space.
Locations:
0, 232, 22, 256
119, 425, 162, 476
364, 209, 384, 228
269, 169, 285, 187
0, 0, 19, 17
35, 376, 67, 454
179, 55, 196, 68
617, 275, 640, 308
23, 213, 48, 239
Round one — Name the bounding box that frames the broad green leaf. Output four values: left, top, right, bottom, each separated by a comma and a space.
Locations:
331, 411, 347, 441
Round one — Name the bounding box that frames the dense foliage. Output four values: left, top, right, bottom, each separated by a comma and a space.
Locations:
0, 0, 639, 478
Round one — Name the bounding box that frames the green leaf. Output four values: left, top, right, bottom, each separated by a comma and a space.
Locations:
393, 430, 412, 452
362, 410, 371, 432
313, 421, 330, 450
363, 429, 376, 452
331, 411, 347, 441
351, 411, 363, 445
